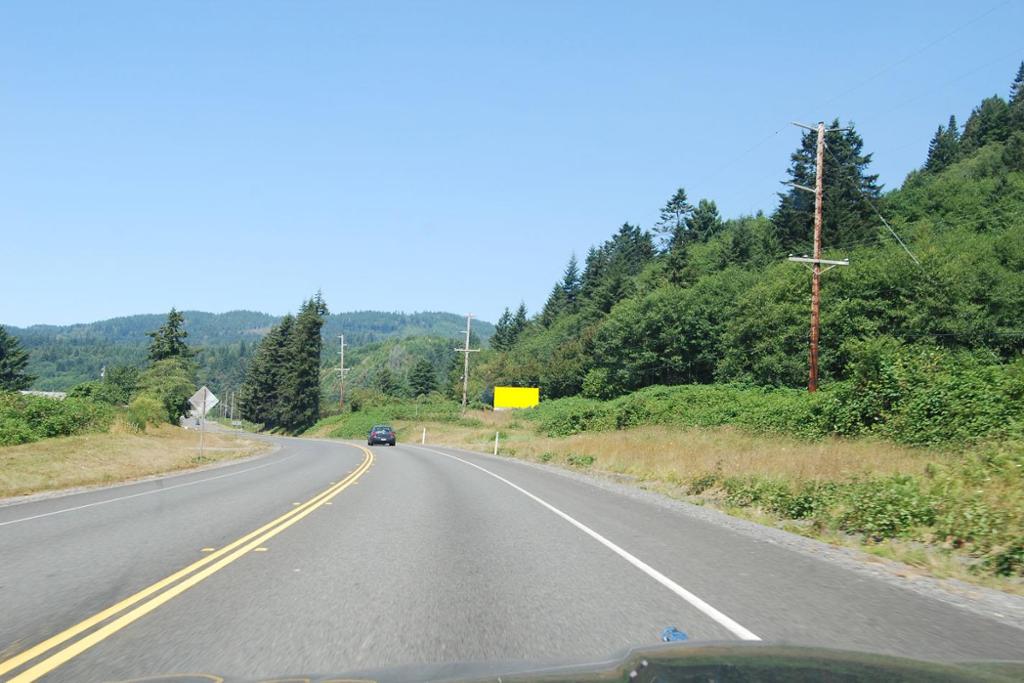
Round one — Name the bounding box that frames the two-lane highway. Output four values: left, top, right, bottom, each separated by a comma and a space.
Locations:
1, 435, 1022, 681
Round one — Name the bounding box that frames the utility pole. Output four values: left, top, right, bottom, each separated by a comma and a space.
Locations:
788, 121, 849, 392
454, 314, 480, 413
337, 334, 347, 410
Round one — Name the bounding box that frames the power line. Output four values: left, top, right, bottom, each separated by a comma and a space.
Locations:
822, 143, 922, 266
819, 0, 1011, 109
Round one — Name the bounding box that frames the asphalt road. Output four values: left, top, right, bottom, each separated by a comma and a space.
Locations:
1, 435, 1022, 681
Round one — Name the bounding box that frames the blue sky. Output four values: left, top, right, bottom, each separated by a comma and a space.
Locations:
2, 1, 1021, 327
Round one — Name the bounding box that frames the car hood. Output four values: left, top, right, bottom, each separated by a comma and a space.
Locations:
113, 642, 1024, 682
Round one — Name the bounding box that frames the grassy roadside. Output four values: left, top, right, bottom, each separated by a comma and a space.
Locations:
311, 409, 1024, 596
0, 423, 269, 499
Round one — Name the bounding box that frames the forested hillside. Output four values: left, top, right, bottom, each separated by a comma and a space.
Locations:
473, 64, 1024, 403
7, 310, 493, 391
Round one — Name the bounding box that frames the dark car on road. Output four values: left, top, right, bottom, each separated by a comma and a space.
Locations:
368, 424, 396, 446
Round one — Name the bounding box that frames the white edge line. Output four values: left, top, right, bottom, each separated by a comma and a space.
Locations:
0, 453, 298, 528
413, 444, 761, 642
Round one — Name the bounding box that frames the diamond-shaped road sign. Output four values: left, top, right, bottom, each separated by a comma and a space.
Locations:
188, 386, 219, 417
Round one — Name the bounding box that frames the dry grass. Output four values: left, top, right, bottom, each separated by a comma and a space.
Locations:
401, 415, 933, 483
0, 423, 269, 499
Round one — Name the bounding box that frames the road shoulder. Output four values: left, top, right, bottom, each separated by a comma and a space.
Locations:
414, 440, 1024, 632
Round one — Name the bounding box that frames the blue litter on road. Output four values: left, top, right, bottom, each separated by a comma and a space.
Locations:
661, 626, 688, 642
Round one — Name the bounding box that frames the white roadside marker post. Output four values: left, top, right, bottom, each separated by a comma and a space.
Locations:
494, 431, 499, 456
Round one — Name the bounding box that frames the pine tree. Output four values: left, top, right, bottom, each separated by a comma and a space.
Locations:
560, 254, 581, 310
0, 325, 34, 391
654, 188, 694, 249
773, 120, 882, 250
540, 255, 581, 326
539, 283, 567, 328
690, 199, 723, 242
408, 358, 436, 396
947, 114, 960, 142
1010, 61, 1024, 129
279, 295, 328, 432
491, 308, 515, 351
579, 224, 655, 314
960, 96, 1011, 155
925, 116, 960, 173
239, 315, 294, 427
374, 367, 399, 396
146, 309, 193, 362
512, 303, 528, 338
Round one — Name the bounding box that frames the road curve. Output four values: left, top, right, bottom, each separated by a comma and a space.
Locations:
0, 435, 1022, 681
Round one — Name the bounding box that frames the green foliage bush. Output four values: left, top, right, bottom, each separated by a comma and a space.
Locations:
125, 395, 167, 432
703, 444, 1024, 577
526, 344, 1024, 448
0, 416, 36, 445
0, 392, 114, 446
68, 380, 127, 405
137, 358, 197, 424
566, 453, 595, 467
836, 476, 937, 540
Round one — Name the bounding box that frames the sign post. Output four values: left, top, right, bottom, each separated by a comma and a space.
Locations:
188, 387, 219, 460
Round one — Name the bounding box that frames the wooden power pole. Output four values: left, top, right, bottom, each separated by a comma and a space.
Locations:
788, 121, 849, 392
455, 314, 480, 412
337, 334, 347, 410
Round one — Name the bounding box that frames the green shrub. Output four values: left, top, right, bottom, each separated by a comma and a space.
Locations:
137, 358, 196, 424
566, 453, 595, 467
837, 476, 937, 540
538, 451, 554, 462
722, 476, 792, 511
689, 472, 719, 494
783, 481, 840, 520
989, 542, 1024, 577
528, 397, 613, 437
125, 395, 166, 432
68, 380, 127, 405
0, 416, 37, 446
0, 392, 114, 445
525, 348, 1024, 448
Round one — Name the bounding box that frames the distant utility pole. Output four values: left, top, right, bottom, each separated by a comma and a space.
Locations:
337, 334, 347, 410
788, 121, 849, 392
454, 314, 480, 412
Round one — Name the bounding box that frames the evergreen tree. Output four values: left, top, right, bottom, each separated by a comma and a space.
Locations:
279, 294, 328, 431
0, 325, 34, 391
690, 199, 723, 242
539, 283, 567, 328
773, 120, 882, 250
1009, 61, 1024, 129
146, 309, 193, 362
408, 358, 436, 396
540, 255, 581, 326
512, 302, 528, 338
925, 115, 960, 172
579, 224, 655, 314
239, 315, 294, 427
560, 254, 581, 309
374, 366, 399, 396
654, 188, 694, 249
960, 96, 1011, 154
491, 308, 515, 351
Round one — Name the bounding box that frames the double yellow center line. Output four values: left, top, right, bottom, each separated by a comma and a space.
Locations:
1, 444, 374, 682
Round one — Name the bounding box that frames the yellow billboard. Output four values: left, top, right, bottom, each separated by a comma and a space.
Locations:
493, 386, 540, 409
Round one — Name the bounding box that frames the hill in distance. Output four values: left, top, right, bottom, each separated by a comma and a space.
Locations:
7, 310, 494, 391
